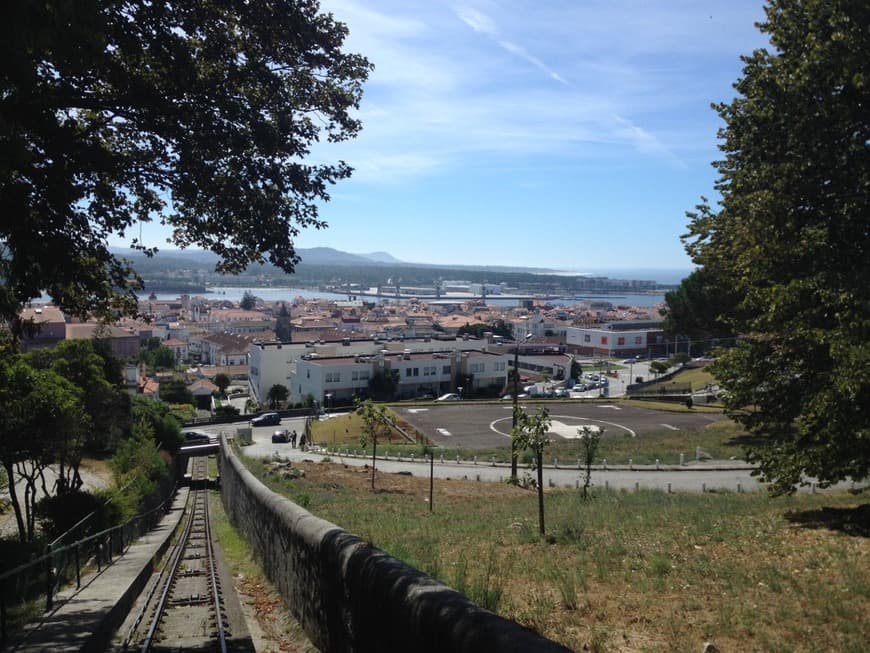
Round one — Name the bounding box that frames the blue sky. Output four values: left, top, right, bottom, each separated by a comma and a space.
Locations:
114, 0, 770, 272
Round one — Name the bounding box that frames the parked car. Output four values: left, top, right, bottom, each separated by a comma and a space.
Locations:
251, 412, 281, 427
554, 387, 569, 398
435, 393, 460, 401
271, 429, 290, 443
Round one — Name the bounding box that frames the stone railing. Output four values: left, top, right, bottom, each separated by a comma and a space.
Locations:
218, 435, 570, 652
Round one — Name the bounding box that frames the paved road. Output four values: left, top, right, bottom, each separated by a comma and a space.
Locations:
393, 401, 722, 449
204, 418, 761, 493
202, 416, 862, 495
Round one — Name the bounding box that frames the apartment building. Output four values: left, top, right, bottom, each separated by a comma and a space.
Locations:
566, 322, 665, 357
249, 336, 496, 405
290, 348, 510, 405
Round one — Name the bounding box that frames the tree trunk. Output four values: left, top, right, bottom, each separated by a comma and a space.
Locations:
4, 460, 26, 542
537, 451, 545, 535
371, 438, 377, 489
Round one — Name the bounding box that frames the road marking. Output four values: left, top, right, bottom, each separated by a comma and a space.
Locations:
598, 405, 622, 410
436, 428, 452, 436
407, 408, 429, 414
489, 415, 636, 438
661, 424, 680, 431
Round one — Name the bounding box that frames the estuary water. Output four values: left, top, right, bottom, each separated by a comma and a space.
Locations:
145, 286, 667, 308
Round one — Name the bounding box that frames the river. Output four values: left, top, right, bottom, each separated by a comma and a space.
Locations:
144, 286, 667, 308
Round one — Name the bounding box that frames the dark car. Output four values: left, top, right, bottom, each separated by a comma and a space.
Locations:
180, 429, 213, 446
271, 429, 290, 443
251, 412, 281, 427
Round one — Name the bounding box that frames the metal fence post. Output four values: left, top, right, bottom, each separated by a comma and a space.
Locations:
45, 544, 54, 612
75, 542, 81, 589
2, 591, 7, 644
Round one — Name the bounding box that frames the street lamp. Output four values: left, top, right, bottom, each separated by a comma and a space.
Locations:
511, 333, 534, 482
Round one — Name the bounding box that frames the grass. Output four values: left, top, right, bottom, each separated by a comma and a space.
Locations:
208, 490, 316, 652
318, 416, 751, 467
242, 457, 869, 652
668, 366, 715, 390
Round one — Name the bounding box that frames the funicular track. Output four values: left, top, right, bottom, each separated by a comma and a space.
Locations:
122, 457, 229, 652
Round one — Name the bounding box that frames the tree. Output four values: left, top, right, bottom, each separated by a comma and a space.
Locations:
25, 338, 130, 453
240, 291, 257, 311
682, 0, 870, 494
649, 360, 669, 377
151, 346, 177, 371
0, 0, 372, 336
578, 426, 602, 499
130, 396, 182, 451
213, 372, 231, 398
368, 370, 398, 402
158, 378, 193, 407
569, 358, 582, 382
512, 405, 551, 535
0, 356, 84, 541
660, 268, 737, 344
355, 398, 396, 490
267, 383, 289, 409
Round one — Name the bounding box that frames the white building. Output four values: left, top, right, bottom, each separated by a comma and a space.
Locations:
290, 348, 510, 405
249, 336, 503, 405
566, 323, 665, 357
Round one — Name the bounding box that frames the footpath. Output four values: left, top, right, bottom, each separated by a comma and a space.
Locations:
3, 488, 189, 653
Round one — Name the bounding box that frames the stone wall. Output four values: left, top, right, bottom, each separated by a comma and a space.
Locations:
219, 437, 571, 652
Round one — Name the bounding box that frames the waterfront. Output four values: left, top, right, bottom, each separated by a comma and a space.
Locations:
145, 286, 667, 308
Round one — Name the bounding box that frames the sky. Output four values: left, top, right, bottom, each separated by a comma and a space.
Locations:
112, 0, 771, 273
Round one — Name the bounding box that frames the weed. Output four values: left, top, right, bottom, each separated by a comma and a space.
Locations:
469, 544, 503, 612
450, 553, 469, 596
648, 555, 672, 578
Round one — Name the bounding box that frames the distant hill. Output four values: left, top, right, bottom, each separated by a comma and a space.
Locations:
111, 246, 397, 267
109, 246, 687, 284
362, 251, 403, 264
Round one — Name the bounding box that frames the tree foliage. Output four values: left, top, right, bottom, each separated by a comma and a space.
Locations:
0, 0, 372, 334
660, 268, 737, 343
512, 405, 551, 535
266, 383, 289, 409
0, 355, 84, 541
682, 0, 870, 494
25, 338, 130, 452
355, 398, 396, 489
213, 372, 231, 397
240, 291, 257, 311
159, 378, 193, 406
130, 395, 182, 451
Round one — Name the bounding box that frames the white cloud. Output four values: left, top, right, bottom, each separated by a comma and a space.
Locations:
315, 1, 765, 183
456, 7, 498, 36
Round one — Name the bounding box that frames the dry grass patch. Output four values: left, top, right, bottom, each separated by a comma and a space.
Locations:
246, 457, 869, 652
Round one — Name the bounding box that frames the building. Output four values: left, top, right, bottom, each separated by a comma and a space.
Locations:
566, 321, 665, 357
65, 323, 141, 361
18, 305, 67, 351
290, 348, 509, 405
248, 336, 496, 406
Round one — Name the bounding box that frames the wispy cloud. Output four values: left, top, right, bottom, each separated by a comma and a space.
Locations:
456, 6, 568, 85
318, 0, 765, 183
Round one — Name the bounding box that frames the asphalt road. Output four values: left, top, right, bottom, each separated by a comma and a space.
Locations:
201, 412, 862, 495
393, 401, 723, 449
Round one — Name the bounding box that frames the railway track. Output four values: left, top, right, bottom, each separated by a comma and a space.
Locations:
122, 457, 230, 652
